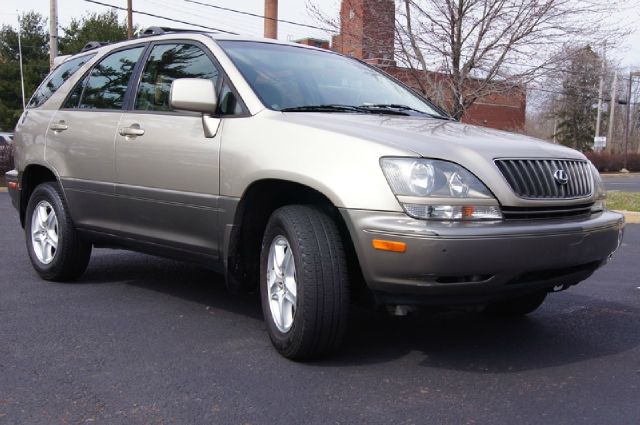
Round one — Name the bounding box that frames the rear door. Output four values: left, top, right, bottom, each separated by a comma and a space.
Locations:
46, 45, 146, 232
114, 41, 224, 255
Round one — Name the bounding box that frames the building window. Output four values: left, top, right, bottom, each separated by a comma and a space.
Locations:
349, 9, 355, 20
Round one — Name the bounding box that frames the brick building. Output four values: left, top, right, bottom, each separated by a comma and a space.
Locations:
311, 0, 526, 132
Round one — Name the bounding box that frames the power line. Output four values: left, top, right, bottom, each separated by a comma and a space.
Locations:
83, 0, 238, 35
183, 0, 335, 33
141, 0, 260, 36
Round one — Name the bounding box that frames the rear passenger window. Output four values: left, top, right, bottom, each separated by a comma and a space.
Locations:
27, 54, 95, 108
65, 46, 144, 110
135, 43, 219, 112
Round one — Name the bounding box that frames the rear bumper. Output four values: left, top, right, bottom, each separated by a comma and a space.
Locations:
5, 169, 20, 211
340, 209, 625, 306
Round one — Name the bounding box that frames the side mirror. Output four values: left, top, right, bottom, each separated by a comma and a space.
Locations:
169, 78, 218, 114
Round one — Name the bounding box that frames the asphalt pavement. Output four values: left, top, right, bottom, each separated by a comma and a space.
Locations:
1, 192, 639, 425
603, 173, 640, 192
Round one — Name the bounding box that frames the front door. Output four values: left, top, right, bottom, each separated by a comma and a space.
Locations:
115, 42, 223, 256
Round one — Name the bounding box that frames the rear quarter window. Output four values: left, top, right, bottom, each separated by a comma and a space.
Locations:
27, 54, 95, 109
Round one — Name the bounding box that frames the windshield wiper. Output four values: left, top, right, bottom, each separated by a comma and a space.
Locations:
280, 104, 409, 115
359, 104, 451, 120
281, 104, 364, 113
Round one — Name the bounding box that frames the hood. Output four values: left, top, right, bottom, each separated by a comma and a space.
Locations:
280, 113, 584, 162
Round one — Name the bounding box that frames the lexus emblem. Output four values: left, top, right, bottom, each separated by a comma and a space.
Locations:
553, 169, 569, 185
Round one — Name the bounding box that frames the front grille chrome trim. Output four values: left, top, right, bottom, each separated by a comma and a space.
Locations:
495, 158, 593, 199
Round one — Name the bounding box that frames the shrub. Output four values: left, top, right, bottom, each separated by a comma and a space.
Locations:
584, 152, 640, 173
0, 145, 14, 175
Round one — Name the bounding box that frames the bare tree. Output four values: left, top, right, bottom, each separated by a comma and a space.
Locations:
397, 0, 636, 119
309, 0, 634, 120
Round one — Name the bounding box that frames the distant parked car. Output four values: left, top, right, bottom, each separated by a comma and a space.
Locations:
0, 132, 13, 146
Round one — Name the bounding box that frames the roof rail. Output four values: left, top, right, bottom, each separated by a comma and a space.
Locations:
138, 26, 209, 38
80, 41, 108, 53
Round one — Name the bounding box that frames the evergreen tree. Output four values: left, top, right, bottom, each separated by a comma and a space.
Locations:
59, 10, 129, 55
554, 46, 602, 151
0, 12, 49, 131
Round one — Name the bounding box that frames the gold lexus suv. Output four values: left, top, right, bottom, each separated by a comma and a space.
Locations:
6, 28, 624, 359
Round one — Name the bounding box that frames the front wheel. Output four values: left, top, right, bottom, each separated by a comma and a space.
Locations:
260, 205, 350, 360
25, 182, 92, 281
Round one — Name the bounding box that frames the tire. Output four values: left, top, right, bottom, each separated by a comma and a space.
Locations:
485, 291, 547, 317
260, 205, 350, 360
25, 182, 92, 281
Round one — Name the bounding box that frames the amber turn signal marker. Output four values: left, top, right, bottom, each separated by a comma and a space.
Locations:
7, 182, 18, 190
461, 206, 474, 218
372, 239, 407, 253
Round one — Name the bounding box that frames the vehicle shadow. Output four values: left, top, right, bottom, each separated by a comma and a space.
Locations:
80, 249, 640, 373
329, 298, 640, 372
80, 249, 263, 321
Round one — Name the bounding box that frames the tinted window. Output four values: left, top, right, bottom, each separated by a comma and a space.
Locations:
68, 47, 144, 110
135, 44, 219, 112
27, 54, 95, 108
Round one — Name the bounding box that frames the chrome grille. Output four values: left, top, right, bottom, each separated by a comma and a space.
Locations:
495, 159, 593, 199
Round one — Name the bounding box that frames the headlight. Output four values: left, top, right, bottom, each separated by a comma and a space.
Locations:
380, 157, 502, 220
589, 162, 606, 213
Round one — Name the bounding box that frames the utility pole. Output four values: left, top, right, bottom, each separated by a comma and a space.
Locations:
127, 0, 134, 39
264, 0, 278, 39
49, 0, 58, 70
17, 13, 26, 110
608, 72, 617, 152
594, 44, 606, 142
623, 70, 640, 170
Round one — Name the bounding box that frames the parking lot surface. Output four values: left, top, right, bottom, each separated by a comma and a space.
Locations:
1, 193, 639, 424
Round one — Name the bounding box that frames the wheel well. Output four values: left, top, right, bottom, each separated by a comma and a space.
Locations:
19, 165, 57, 227
226, 179, 365, 297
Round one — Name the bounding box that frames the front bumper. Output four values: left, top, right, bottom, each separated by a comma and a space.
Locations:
340, 209, 625, 306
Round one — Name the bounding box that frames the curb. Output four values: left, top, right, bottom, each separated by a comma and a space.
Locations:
602, 173, 640, 178
614, 210, 640, 224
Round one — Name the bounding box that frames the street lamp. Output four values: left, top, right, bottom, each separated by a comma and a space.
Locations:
623, 70, 640, 170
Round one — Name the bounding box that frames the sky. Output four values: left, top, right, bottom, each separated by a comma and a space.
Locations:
0, 0, 639, 68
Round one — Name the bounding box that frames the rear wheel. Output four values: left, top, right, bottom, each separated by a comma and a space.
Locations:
485, 291, 547, 317
25, 182, 92, 281
260, 205, 349, 360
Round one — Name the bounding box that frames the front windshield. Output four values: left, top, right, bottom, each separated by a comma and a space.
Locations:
218, 41, 443, 116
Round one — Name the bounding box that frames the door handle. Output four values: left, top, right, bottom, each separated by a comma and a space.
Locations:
50, 121, 68, 132
119, 125, 145, 137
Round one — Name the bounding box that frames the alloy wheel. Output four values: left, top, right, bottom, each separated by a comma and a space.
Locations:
266, 235, 297, 332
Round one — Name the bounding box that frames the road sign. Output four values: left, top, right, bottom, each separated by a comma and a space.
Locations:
594, 136, 607, 149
